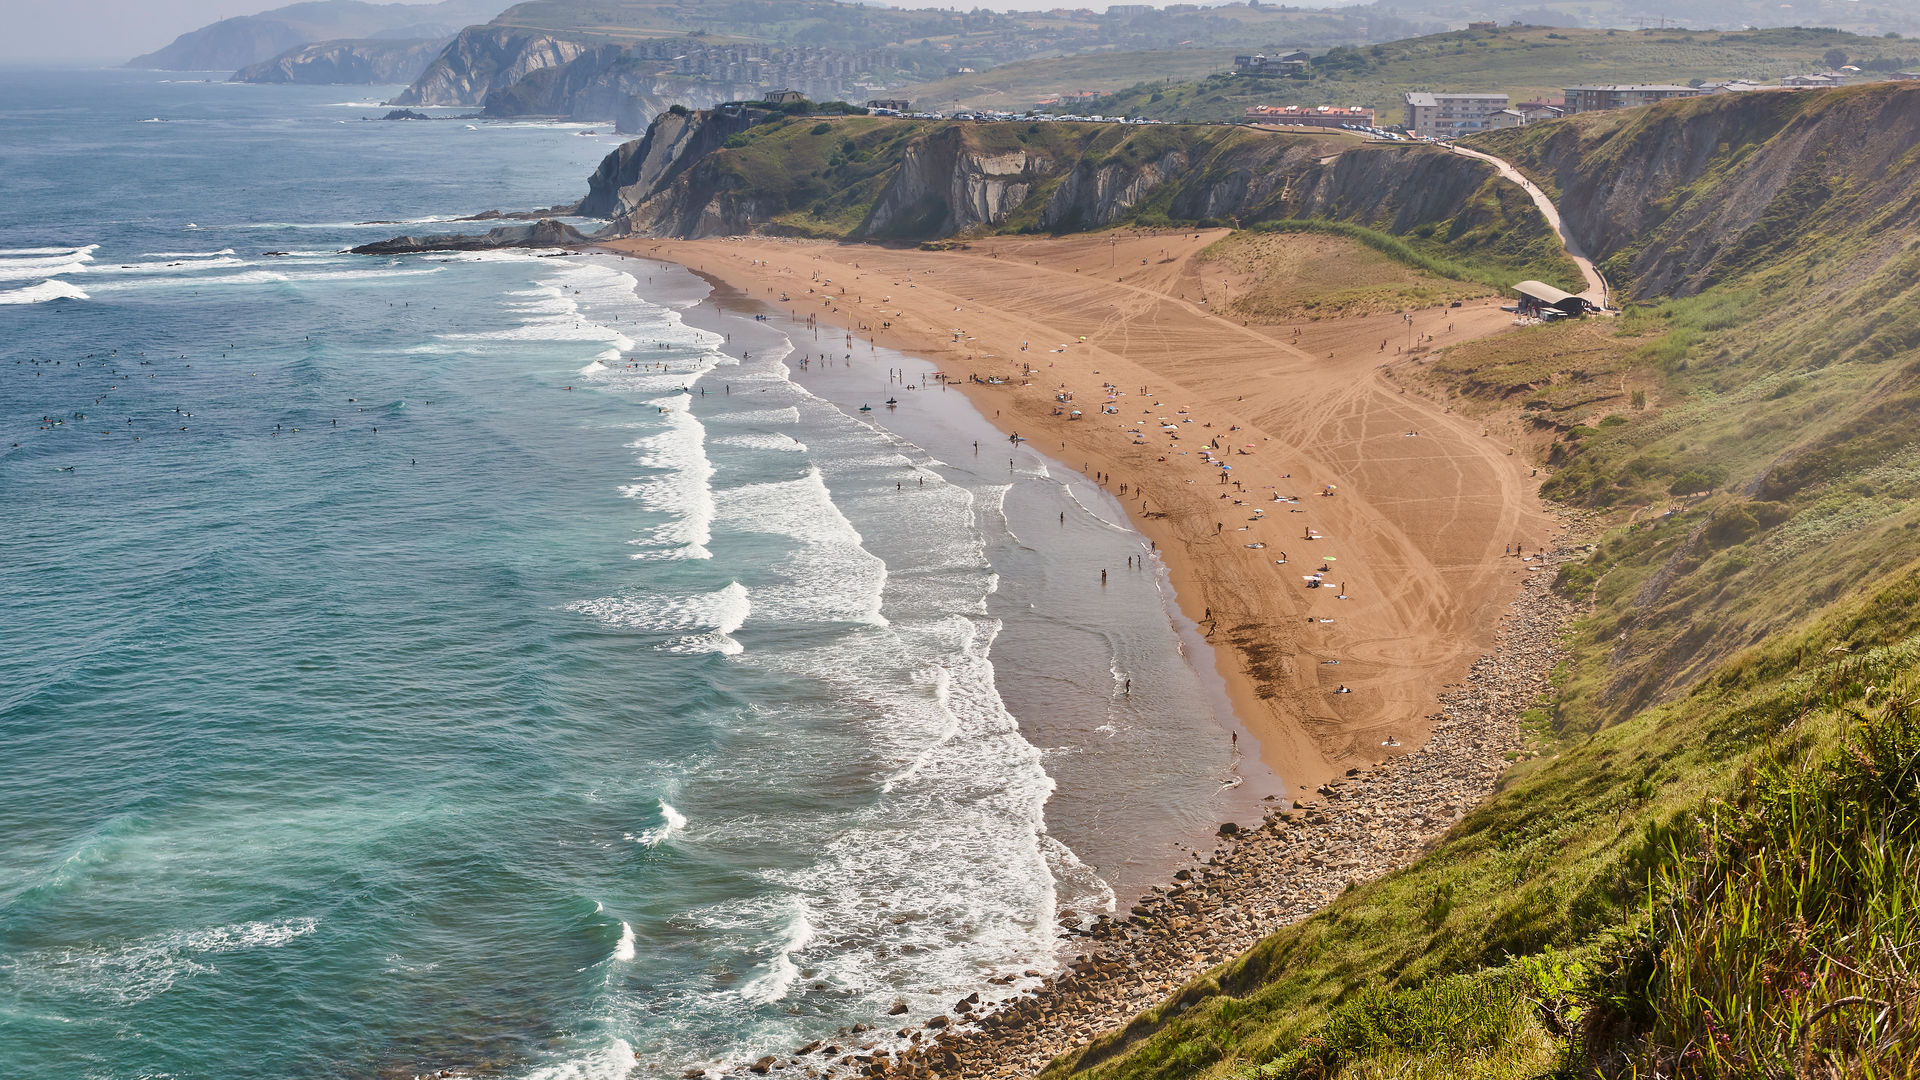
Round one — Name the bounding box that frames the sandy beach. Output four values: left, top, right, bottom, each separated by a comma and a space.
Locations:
608, 229, 1555, 795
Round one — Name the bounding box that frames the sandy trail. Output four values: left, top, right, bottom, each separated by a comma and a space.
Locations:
1446, 143, 1609, 304
609, 229, 1555, 791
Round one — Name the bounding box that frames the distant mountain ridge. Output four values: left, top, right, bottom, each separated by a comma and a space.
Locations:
126, 0, 502, 70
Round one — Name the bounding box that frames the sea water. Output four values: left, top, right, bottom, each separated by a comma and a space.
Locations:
0, 70, 1258, 1079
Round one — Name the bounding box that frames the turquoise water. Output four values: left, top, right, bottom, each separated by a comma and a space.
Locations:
0, 70, 1253, 1079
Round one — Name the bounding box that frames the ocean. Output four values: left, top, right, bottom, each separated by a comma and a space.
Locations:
0, 69, 1258, 1079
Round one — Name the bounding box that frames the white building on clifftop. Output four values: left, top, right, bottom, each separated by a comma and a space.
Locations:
1402, 91, 1510, 138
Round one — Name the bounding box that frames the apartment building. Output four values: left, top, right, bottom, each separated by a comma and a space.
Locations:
1562, 84, 1700, 113
1402, 91, 1510, 138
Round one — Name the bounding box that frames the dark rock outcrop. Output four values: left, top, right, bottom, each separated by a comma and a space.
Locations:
381, 108, 434, 120
477, 46, 754, 126
391, 27, 596, 107
232, 37, 450, 85
573, 108, 762, 222
350, 219, 590, 255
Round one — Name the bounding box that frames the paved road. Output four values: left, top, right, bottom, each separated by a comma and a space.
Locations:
1446, 144, 1609, 306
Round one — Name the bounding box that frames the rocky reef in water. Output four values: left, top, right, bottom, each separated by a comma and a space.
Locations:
350, 219, 591, 255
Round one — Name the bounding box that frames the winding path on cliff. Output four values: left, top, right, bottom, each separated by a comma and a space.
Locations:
1443, 143, 1609, 305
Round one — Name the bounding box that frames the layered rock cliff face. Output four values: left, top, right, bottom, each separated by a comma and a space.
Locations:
479, 46, 753, 127
1480, 82, 1920, 300
577, 110, 1524, 251
232, 37, 450, 84
574, 108, 763, 227
392, 27, 595, 107
861, 128, 1052, 238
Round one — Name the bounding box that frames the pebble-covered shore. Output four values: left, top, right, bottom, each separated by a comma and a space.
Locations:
723, 534, 1588, 1080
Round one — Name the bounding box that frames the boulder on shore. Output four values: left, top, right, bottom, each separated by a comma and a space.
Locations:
350, 219, 589, 255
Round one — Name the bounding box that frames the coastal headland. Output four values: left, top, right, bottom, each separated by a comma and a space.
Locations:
605, 229, 1557, 795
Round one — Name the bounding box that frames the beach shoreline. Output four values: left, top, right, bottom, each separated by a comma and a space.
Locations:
635, 252, 1278, 913
604, 230, 1559, 799
588, 230, 1579, 1076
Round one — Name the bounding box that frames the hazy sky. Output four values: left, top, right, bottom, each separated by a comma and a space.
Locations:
0, 0, 442, 63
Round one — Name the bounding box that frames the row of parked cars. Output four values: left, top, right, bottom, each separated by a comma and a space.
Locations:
868, 107, 1166, 125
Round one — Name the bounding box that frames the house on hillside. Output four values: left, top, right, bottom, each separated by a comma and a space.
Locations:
1402, 91, 1509, 138
1514, 100, 1564, 123
1562, 85, 1699, 113
865, 98, 912, 112
1467, 20, 1498, 30
1234, 50, 1309, 76
764, 89, 807, 105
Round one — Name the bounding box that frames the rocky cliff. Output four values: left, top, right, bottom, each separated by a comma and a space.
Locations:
231, 37, 451, 84
575, 110, 1548, 266
1479, 82, 1920, 300
573, 108, 764, 226
391, 27, 595, 107
478, 46, 753, 126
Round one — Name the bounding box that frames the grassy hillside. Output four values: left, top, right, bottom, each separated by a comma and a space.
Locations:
902, 50, 1239, 115
1025, 83, 1920, 1080
1075, 25, 1916, 123
1381, 0, 1920, 37
641, 114, 1580, 288
481, 0, 1416, 73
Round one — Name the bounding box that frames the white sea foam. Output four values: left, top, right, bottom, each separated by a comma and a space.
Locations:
0, 245, 97, 257
612, 921, 637, 962
0, 280, 89, 304
705, 406, 799, 426
0, 251, 96, 281
7, 917, 318, 1004
622, 800, 690, 847
75, 257, 249, 276
619, 395, 714, 560
568, 582, 748, 654
79, 266, 443, 293
518, 1039, 637, 1080
711, 432, 807, 453
716, 468, 887, 626
141, 248, 236, 258
737, 902, 816, 1004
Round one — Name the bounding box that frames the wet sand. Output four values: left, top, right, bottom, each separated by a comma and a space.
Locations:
644, 259, 1279, 910
607, 230, 1557, 794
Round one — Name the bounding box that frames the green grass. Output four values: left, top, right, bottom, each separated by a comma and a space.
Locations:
653, 117, 1579, 289
1247, 217, 1571, 293
1042, 573, 1920, 1080
1072, 26, 1913, 124
1030, 82, 1920, 1080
